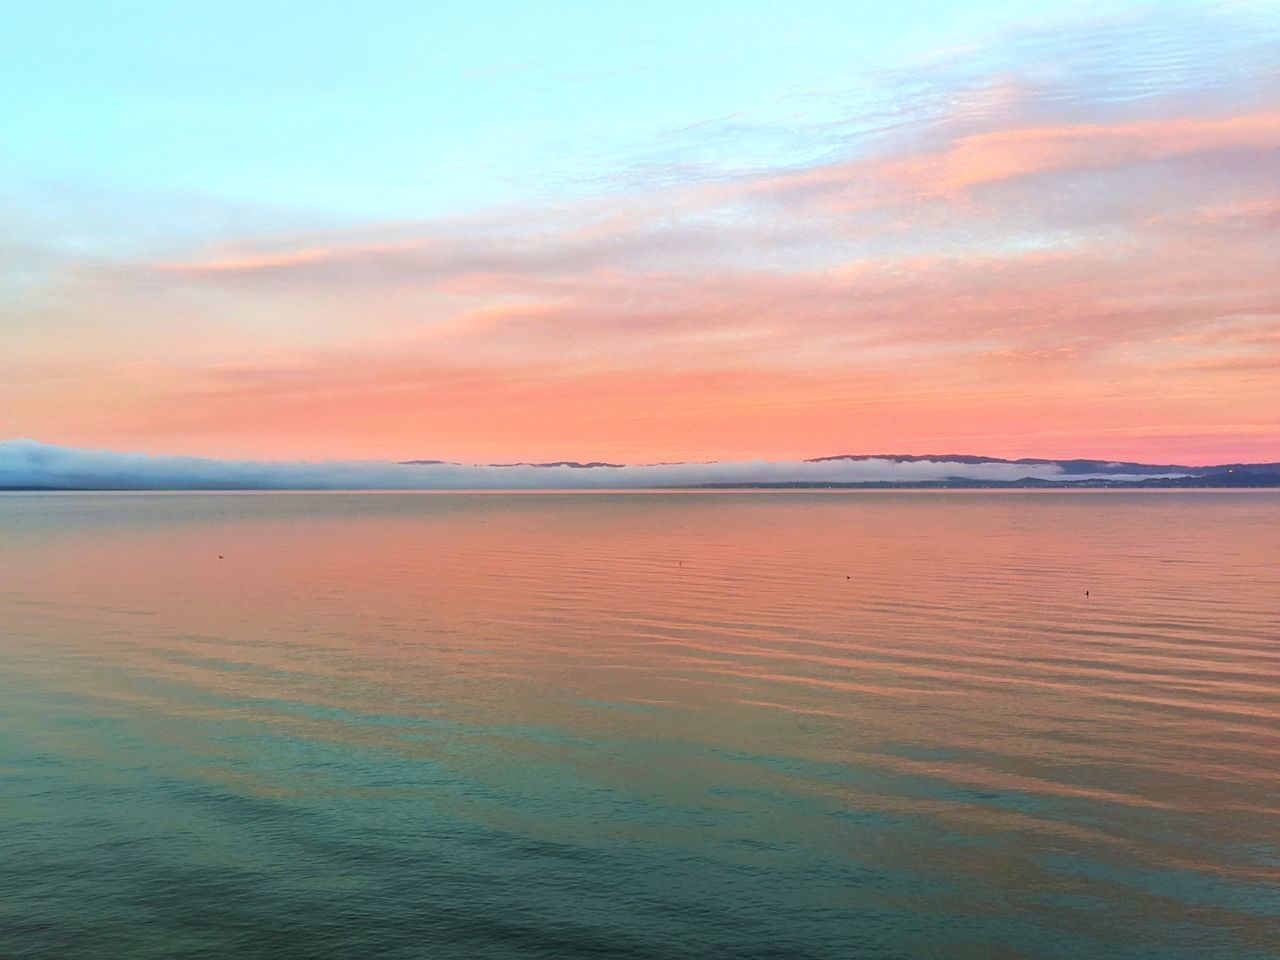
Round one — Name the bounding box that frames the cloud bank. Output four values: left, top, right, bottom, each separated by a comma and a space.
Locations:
0, 440, 1193, 490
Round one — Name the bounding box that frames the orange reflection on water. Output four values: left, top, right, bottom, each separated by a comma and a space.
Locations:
2, 490, 1278, 898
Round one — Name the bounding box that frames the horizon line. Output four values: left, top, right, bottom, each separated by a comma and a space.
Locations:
4, 438, 1278, 471
1, 439, 1276, 492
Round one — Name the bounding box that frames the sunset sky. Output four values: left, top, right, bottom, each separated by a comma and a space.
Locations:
4, 0, 1278, 465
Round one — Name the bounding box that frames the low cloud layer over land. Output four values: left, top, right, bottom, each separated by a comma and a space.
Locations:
0, 440, 1200, 490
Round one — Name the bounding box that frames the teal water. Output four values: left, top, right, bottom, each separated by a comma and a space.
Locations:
1, 491, 1277, 958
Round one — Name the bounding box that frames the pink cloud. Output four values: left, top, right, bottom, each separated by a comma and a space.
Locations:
889, 111, 1280, 196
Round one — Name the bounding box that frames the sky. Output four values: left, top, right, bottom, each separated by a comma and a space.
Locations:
3, 0, 1278, 465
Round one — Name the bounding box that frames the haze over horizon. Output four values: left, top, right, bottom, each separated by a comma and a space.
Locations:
4, 437, 1277, 490
4, 1, 1279, 464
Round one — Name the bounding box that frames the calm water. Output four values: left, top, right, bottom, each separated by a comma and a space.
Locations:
1, 491, 1277, 959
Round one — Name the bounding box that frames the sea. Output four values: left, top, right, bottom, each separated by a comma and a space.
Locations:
1, 490, 1277, 959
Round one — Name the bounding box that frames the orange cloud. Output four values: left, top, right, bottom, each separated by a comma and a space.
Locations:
892, 111, 1280, 195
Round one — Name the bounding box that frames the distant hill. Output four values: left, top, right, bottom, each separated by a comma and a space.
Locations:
804, 454, 1280, 478
2, 439, 1278, 490
395, 452, 1280, 486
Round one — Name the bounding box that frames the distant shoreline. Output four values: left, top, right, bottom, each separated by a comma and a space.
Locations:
4, 441, 1277, 492
4, 479, 1278, 494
